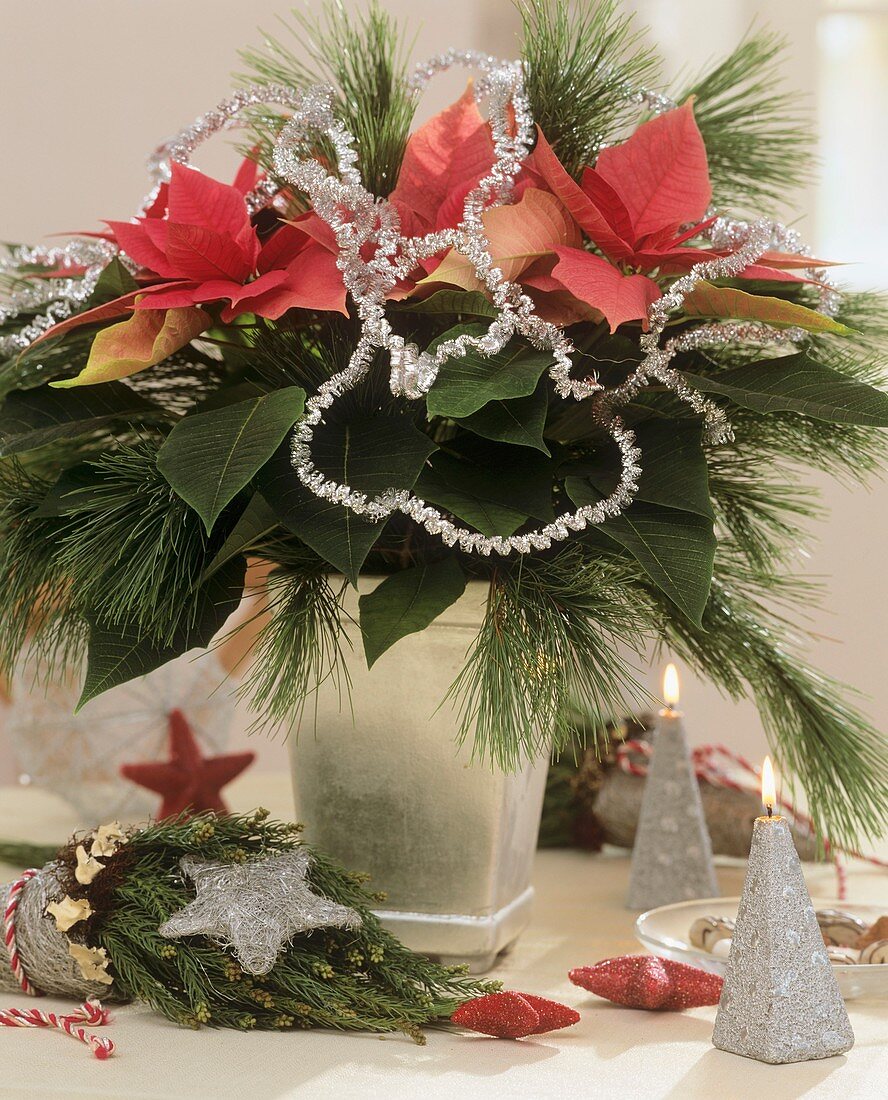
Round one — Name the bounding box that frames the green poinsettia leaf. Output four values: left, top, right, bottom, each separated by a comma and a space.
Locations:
459, 382, 551, 454
33, 464, 104, 517
157, 387, 306, 533
567, 419, 713, 520
77, 556, 246, 709
416, 440, 554, 537
566, 479, 716, 623
0, 381, 168, 456
426, 324, 555, 419
203, 493, 281, 579
682, 353, 888, 426
359, 558, 467, 669
257, 415, 437, 584
390, 290, 498, 318
311, 413, 438, 493
87, 257, 139, 307
682, 282, 853, 335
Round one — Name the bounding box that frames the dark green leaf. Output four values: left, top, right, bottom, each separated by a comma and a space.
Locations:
33, 464, 101, 517
87, 257, 139, 306
203, 493, 281, 579
359, 558, 466, 668
311, 413, 437, 493
0, 382, 166, 456
459, 383, 551, 454
417, 441, 554, 537
390, 289, 498, 318
426, 324, 555, 419
256, 414, 436, 584
567, 479, 716, 623
258, 448, 381, 585
77, 557, 246, 708
157, 387, 305, 533
682, 354, 888, 426
194, 379, 273, 412
566, 420, 713, 520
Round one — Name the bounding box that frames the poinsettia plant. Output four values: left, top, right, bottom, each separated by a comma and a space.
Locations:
0, 1, 886, 849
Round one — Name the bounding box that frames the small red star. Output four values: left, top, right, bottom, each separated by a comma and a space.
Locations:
120, 709, 254, 819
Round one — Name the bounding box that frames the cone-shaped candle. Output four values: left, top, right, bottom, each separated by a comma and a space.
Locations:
626, 665, 718, 909
712, 757, 854, 1064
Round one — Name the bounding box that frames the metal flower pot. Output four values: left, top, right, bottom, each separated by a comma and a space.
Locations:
289, 579, 548, 972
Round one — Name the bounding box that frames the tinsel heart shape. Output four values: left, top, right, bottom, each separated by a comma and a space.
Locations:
451, 990, 580, 1038
265, 53, 762, 559
569, 955, 722, 1010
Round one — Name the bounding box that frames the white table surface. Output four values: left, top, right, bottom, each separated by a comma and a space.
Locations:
0, 774, 885, 1100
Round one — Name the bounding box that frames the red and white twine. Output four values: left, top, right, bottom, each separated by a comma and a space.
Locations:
0, 999, 114, 1059
3, 870, 114, 1059
4, 869, 40, 996
615, 740, 888, 901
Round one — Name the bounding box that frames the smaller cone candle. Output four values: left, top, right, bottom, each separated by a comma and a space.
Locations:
627, 665, 718, 909
712, 757, 854, 1064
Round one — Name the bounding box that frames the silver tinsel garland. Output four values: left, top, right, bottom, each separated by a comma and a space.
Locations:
0, 52, 839, 558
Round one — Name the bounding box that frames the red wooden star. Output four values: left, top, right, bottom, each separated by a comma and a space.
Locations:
120, 709, 254, 819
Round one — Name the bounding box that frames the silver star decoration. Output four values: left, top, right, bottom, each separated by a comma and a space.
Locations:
158, 848, 361, 975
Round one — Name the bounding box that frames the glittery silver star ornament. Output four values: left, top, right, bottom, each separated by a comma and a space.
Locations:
158, 849, 361, 975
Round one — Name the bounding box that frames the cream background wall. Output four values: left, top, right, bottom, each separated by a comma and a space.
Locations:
0, 2, 885, 847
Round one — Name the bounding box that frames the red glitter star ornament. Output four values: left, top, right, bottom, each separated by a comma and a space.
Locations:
569, 955, 722, 1010
120, 709, 254, 819
451, 991, 580, 1038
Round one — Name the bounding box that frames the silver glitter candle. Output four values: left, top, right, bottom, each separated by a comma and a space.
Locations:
626, 665, 718, 909
713, 770, 854, 1064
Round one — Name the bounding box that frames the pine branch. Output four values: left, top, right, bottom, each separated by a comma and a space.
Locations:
52, 442, 221, 648
519, 0, 661, 178
707, 450, 823, 570
448, 548, 652, 768
656, 564, 888, 852
679, 31, 816, 213
233, 557, 353, 737
238, 1, 416, 196
0, 462, 87, 680
809, 288, 888, 387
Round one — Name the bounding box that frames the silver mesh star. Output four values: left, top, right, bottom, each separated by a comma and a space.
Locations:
159, 848, 361, 974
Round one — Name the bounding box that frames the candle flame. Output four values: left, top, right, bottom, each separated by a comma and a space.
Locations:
761, 755, 776, 813
663, 663, 680, 708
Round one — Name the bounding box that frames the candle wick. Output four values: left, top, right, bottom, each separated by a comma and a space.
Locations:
767, 805, 773, 819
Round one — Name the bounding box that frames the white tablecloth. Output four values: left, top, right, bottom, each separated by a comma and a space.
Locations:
0, 775, 885, 1100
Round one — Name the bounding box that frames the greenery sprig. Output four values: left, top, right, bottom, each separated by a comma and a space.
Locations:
1, 812, 497, 1037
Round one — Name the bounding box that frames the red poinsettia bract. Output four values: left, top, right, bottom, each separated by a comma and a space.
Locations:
387, 85, 581, 303
110, 163, 346, 321
534, 100, 821, 331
